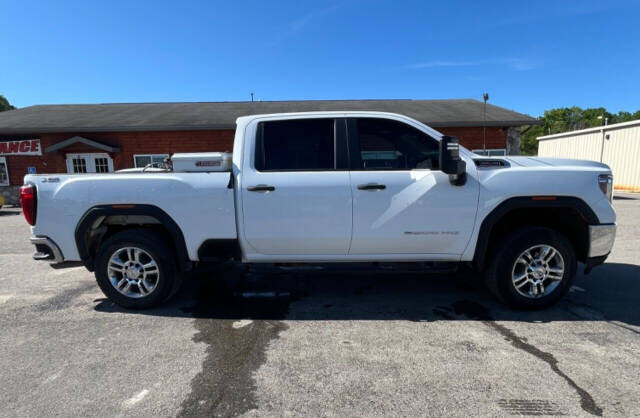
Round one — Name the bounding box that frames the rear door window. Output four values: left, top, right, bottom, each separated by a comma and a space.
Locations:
256, 119, 336, 171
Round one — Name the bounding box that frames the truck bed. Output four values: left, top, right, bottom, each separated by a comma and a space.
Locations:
25, 172, 237, 261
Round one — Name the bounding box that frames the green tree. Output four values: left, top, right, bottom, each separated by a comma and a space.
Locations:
612, 111, 632, 123
521, 124, 545, 155
610, 110, 640, 124
0, 95, 15, 112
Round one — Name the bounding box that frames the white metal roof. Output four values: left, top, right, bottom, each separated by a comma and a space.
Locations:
537, 119, 640, 141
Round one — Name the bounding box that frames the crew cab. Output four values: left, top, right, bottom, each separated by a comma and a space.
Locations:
21, 111, 616, 309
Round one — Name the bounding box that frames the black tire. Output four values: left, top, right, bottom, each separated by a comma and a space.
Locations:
485, 226, 577, 310
94, 229, 178, 309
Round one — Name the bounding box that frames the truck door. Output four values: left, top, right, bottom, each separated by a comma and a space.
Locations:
240, 118, 352, 256
347, 117, 479, 256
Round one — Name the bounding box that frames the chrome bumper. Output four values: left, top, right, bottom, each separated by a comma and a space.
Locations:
588, 224, 616, 258
29, 236, 64, 263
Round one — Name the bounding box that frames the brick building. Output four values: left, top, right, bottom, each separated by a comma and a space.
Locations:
0, 99, 539, 204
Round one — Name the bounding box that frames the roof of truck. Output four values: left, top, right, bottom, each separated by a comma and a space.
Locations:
0, 99, 540, 135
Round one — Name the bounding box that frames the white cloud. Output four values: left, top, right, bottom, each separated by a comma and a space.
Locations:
406, 58, 535, 71
289, 4, 342, 33
268, 4, 343, 46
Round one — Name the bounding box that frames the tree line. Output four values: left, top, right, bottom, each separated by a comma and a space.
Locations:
0, 95, 15, 112
521, 107, 640, 155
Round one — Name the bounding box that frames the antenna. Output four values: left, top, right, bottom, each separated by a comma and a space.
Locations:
482, 93, 489, 154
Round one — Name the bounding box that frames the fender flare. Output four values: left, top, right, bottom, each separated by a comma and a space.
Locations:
75, 204, 190, 272
472, 196, 599, 270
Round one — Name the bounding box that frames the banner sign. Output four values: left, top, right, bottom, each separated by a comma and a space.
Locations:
0, 139, 42, 156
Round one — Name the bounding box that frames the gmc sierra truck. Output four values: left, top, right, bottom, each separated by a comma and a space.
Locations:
21, 111, 616, 309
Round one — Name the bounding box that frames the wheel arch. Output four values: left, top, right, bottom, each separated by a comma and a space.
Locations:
75, 204, 191, 272
472, 196, 599, 271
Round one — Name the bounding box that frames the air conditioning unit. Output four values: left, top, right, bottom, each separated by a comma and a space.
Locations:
171, 152, 232, 172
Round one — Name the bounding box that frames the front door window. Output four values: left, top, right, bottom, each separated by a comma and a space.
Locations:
355, 118, 440, 170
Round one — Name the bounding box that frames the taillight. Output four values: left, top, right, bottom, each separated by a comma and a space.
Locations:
598, 174, 613, 202
20, 185, 36, 226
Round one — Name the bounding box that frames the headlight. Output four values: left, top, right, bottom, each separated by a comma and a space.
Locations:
598, 174, 613, 202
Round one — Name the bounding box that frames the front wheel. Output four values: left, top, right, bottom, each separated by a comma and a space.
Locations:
94, 229, 178, 309
486, 226, 577, 309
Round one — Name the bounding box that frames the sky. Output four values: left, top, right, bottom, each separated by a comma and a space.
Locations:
1, 0, 639, 117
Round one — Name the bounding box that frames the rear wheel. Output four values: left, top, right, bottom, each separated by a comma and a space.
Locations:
486, 226, 577, 309
95, 229, 178, 309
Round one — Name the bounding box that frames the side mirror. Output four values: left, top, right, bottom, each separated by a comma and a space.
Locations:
439, 136, 467, 186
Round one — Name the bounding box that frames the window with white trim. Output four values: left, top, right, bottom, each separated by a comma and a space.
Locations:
94, 157, 110, 173
472, 148, 506, 156
71, 157, 87, 173
0, 157, 9, 185
65, 153, 114, 174
134, 154, 169, 168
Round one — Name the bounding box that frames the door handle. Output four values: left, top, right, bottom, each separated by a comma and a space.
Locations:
357, 183, 386, 191
247, 184, 275, 192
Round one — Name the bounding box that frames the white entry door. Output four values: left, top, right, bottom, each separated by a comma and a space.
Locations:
66, 153, 114, 174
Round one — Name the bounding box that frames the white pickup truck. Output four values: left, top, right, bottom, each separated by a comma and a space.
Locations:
21, 111, 616, 309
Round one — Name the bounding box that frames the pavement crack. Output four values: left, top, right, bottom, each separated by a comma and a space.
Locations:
452, 300, 603, 417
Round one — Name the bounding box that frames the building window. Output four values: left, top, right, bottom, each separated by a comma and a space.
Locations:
0, 157, 9, 186
65, 153, 113, 174
472, 148, 506, 156
71, 157, 87, 173
95, 157, 110, 173
134, 154, 169, 168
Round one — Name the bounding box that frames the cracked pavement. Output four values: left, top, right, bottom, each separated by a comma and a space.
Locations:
0, 194, 639, 417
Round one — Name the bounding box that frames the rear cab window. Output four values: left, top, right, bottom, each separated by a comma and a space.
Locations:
256, 119, 338, 171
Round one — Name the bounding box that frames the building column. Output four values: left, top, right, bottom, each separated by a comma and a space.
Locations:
506, 126, 522, 155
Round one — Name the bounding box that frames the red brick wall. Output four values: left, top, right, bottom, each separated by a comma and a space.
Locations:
1, 126, 506, 186
2, 151, 48, 186
1, 130, 234, 185
439, 126, 507, 151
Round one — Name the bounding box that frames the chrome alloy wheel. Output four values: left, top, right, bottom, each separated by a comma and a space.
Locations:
107, 247, 159, 298
511, 245, 565, 298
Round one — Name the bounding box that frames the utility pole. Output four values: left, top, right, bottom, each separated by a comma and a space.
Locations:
597, 115, 609, 162
482, 93, 489, 154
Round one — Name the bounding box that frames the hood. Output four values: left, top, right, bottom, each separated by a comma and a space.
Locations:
504, 156, 610, 170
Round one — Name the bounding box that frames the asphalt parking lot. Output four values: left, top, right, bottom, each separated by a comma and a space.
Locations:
0, 195, 639, 417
